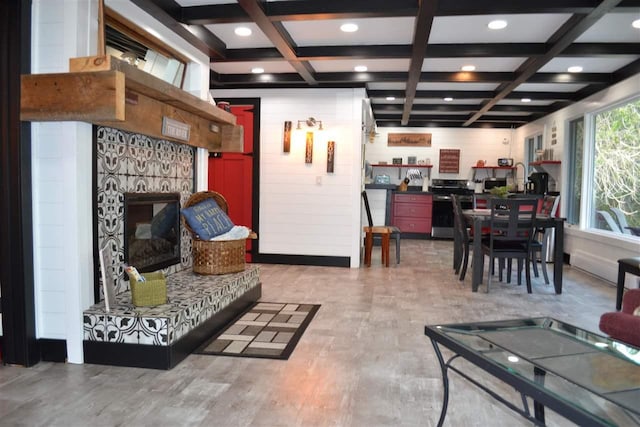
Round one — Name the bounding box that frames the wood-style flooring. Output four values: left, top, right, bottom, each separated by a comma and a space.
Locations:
0, 239, 625, 426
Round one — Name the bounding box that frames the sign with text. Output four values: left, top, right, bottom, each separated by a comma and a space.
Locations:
387, 133, 432, 147
439, 149, 460, 173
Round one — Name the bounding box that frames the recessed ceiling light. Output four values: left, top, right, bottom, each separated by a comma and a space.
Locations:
488, 20, 508, 30
340, 23, 359, 33
568, 66, 583, 73
444, 97, 453, 102
234, 27, 252, 37
251, 67, 264, 74
632, 19, 640, 29
354, 65, 368, 72
521, 98, 532, 103
386, 96, 396, 101
461, 65, 476, 72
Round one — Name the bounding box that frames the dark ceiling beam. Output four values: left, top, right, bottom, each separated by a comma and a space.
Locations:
377, 113, 531, 122
437, 0, 601, 15
210, 70, 610, 85
463, 0, 624, 127
236, 0, 317, 84
402, 0, 439, 125
218, 42, 640, 62
131, 0, 227, 59
181, 0, 640, 25
367, 89, 578, 101
183, 0, 418, 25
372, 103, 552, 113
377, 120, 517, 129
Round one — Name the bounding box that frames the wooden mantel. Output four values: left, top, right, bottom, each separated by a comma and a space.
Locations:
20, 55, 241, 152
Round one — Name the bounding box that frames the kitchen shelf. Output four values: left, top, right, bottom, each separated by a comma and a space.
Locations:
471, 166, 515, 180
529, 161, 561, 166
372, 164, 433, 168
373, 164, 433, 179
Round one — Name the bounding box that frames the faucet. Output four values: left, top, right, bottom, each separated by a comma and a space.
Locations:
514, 162, 526, 193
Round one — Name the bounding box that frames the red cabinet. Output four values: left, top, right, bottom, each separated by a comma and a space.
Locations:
392, 193, 432, 234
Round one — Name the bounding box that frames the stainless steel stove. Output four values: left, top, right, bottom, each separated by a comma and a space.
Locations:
429, 179, 474, 239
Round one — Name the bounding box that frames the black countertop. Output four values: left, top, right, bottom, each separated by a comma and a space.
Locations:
364, 184, 432, 194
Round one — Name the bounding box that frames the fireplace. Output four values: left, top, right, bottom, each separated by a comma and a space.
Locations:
124, 192, 181, 273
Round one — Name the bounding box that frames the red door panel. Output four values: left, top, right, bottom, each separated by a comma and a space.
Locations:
208, 105, 254, 261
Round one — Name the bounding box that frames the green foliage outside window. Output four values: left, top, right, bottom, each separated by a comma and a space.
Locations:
594, 98, 640, 230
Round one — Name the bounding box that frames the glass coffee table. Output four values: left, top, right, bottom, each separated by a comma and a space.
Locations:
425, 318, 640, 426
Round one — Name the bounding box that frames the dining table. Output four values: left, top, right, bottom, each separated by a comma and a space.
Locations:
456, 209, 565, 293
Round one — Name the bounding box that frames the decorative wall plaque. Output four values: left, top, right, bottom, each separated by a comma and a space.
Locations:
305, 131, 313, 164
439, 149, 460, 173
327, 140, 335, 173
283, 121, 292, 152
387, 133, 432, 147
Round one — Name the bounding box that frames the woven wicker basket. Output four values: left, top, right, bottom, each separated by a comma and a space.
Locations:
130, 272, 167, 306
183, 191, 246, 275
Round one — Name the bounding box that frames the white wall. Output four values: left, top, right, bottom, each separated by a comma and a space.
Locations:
30, 0, 213, 363
212, 88, 365, 268
513, 73, 640, 285
366, 127, 515, 185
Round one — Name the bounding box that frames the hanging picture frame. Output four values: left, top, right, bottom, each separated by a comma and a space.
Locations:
327, 140, 335, 173
283, 121, 292, 153
305, 131, 313, 163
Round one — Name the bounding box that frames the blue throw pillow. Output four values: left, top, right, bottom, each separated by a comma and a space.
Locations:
181, 198, 234, 240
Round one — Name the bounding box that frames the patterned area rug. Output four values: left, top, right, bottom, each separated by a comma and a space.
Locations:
195, 302, 320, 360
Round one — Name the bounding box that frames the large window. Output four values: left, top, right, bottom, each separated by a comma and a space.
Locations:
587, 97, 640, 236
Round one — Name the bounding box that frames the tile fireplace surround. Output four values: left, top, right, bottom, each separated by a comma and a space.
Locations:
95, 126, 196, 298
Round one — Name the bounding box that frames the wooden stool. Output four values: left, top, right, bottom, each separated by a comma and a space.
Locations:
617, 257, 640, 310
364, 226, 392, 267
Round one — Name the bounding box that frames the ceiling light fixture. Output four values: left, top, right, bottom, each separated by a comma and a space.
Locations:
354, 65, 368, 72
386, 96, 396, 101
632, 19, 640, 29
444, 97, 453, 102
340, 23, 359, 33
568, 66, 583, 73
461, 65, 476, 71
488, 20, 508, 30
251, 67, 264, 74
234, 27, 252, 37
521, 98, 532, 103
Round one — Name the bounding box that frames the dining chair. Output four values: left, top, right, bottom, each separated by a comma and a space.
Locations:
531, 195, 560, 284
452, 194, 472, 281
361, 190, 401, 265
481, 198, 538, 293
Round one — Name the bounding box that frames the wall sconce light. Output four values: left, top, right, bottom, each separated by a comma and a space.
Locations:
297, 117, 323, 130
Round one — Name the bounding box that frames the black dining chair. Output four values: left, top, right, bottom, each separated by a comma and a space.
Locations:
362, 191, 401, 264
481, 198, 538, 293
452, 194, 472, 281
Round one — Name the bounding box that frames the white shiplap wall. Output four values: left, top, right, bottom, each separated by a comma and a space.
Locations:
31, 0, 98, 364
30, 0, 213, 363
212, 88, 365, 267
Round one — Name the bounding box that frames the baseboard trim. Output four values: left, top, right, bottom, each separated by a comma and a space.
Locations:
255, 254, 349, 267
39, 338, 67, 362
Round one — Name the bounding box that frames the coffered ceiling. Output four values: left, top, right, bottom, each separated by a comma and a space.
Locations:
131, 0, 640, 128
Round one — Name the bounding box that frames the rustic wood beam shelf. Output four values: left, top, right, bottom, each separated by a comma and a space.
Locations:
20, 55, 241, 152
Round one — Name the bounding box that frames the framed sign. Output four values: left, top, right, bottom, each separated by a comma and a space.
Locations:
387, 133, 432, 147
439, 149, 460, 173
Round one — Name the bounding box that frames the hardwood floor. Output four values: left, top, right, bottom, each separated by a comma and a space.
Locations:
0, 239, 622, 426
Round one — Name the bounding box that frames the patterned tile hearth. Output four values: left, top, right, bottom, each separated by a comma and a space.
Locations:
195, 302, 320, 359
83, 265, 260, 346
